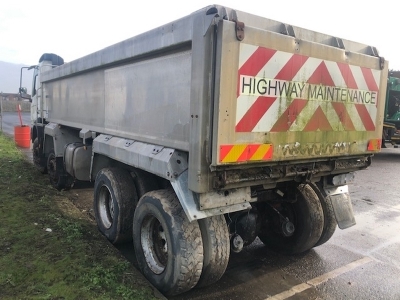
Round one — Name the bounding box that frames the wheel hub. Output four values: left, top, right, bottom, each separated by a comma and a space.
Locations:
98, 185, 114, 229
282, 220, 295, 237
141, 215, 168, 275
230, 234, 244, 253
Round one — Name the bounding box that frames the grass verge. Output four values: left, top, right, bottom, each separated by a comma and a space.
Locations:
0, 133, 158, 300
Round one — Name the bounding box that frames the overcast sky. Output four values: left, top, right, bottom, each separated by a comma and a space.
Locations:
1, 0, 399, 70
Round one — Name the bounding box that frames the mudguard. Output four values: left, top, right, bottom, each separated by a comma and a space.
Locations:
324, 185, 356, 229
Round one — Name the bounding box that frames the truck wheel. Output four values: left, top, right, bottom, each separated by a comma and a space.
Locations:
309, 183, 337, 247
196, 215, 230, 288
47, 150, 74, 191
94, 168, 137, 244
258, 183, 324, 255
133, 189, 203, 296
130, 168, 159, 199
33, 138, 47, 174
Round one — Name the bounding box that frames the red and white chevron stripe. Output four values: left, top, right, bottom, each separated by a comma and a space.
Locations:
235, 44, 382, 133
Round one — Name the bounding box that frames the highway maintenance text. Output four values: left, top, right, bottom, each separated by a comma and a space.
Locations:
240, 76, 377, 104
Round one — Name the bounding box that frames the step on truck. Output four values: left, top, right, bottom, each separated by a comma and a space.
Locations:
20, 5, 388, 296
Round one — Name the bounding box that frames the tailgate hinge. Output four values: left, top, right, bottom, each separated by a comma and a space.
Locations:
230, 10, 245, 41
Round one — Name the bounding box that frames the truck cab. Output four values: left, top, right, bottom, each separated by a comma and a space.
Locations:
30, 53, 64, 126
20, 53, 64, 173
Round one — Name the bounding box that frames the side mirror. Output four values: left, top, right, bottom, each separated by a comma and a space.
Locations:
19, 65, 37, 101
19, 87, 27, 94
19, 87, 31, 101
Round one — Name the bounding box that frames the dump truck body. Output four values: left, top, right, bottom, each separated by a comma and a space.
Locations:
23, 5, 387, 296
39, 6, 386, 191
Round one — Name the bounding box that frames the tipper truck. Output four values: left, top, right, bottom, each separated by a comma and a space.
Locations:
20, 5, 388, 296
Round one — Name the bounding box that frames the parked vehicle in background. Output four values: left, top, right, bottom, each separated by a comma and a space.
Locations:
19, 5, 388, 296
382, 76, 400, 147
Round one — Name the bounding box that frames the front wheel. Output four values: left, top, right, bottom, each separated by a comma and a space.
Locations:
258, 183, 324, 255
33, 138, 47, 174
133, 189, 203, 296
47, 150, 73, 191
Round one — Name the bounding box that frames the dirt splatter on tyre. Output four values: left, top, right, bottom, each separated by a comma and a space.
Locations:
133, 189, 203, 296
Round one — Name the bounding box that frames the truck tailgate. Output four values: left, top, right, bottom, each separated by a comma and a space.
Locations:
212, 17, 387, 166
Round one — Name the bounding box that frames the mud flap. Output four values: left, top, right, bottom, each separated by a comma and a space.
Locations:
324, 185, 356, 229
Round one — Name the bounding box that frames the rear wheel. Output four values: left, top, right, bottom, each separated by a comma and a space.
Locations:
47, 150, 73, 191
133, 189, 203, 296
196, 215, 230, 288
309, 183, 337, 247
94, 168, 137, 244
130, 168, 159, 199
258, 183, 324, 255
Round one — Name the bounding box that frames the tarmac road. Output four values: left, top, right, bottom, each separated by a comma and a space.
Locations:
1, 112, 32, 160
0, 111, 31, 137
116, 147, 400, 300
166, 148, 400, 300
3, 116, 400, 299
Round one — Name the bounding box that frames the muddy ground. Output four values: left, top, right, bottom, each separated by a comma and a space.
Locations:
64, 181, 96, 221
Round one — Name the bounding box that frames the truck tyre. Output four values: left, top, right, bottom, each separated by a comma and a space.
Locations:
47, 150, 74, 191
196, 215, 230, 288
309, 183, 337, 247
130, 169, 159, 199
133, 189, 203, 296
94, 168, 137, 244
33, 137, 47, 174
258, 183, 324, 255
